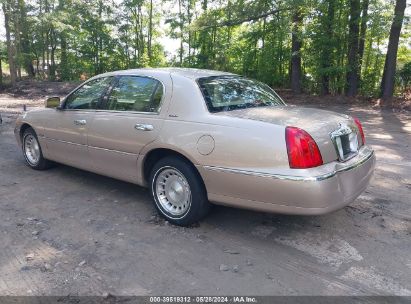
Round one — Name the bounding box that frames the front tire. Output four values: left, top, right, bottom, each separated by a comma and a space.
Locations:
22, 127, 52, 170
150, 156, 210, 226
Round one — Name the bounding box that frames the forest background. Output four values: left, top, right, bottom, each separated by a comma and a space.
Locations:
0, 0, 410, 103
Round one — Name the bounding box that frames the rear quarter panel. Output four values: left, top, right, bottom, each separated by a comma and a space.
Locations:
149, 117, 289, 170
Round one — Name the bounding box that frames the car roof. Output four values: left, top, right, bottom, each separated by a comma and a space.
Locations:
95, 67, 236, 80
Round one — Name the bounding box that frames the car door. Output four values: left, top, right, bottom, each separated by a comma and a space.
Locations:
87, 75, 168, 183
43, 77, 114, 170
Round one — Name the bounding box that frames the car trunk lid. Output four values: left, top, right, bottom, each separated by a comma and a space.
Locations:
216, 106, 358, 164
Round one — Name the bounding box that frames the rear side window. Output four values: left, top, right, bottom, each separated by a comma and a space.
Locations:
198, 76, 284, 113
65, 77, 113, 110
104, 76, 163, 113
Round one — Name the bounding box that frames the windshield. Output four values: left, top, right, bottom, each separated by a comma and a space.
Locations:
197, 76, 285, 113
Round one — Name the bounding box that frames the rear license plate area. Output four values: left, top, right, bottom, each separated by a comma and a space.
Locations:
334, 132, 358, 161
330, 123, 359, 162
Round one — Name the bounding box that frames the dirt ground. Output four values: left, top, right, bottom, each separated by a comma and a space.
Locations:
0, 81, 79, 114
0, 82, 410, 296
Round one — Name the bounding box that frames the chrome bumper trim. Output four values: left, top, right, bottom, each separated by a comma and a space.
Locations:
203, 149, 375, 182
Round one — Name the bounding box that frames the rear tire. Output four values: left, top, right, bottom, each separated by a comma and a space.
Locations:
22, 127, 53, 170
150, 156, 210, 226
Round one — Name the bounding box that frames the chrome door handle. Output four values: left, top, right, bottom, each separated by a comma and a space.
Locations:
74, 119, 87, 126
135, 123, 154, 131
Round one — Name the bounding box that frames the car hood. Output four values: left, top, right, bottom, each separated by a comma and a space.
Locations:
216, 106, 355, 163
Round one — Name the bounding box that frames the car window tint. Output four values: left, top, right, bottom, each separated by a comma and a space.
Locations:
65, 77, 113, 110
105, 76, 163, 112
151, 83, 163, 110
198, 76, 285, 113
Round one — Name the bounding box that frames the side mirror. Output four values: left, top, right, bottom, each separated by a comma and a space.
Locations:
45, 97, 61, 109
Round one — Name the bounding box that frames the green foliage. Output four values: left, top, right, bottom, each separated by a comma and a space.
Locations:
0, 0, 409, 97
0, 41, 6, 59
399, 62, 411, 89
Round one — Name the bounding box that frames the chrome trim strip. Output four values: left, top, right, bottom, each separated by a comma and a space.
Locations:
94, 110, 159, 115
88, 145, 137, 156
203, 150, 374, 182
45, 137, 85, 147
60, 109, 160, 115
45, 137, 137, 156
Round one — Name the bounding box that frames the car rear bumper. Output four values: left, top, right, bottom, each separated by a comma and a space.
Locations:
199, 145, 376, 215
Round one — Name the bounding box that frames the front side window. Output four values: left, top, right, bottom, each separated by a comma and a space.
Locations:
65, 77, 113, 110
104, 76, 163, 112
198, 76, 285, 113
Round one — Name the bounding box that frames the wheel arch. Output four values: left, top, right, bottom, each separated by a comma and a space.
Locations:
20, 123, 34, 139
142, 148, 207, 192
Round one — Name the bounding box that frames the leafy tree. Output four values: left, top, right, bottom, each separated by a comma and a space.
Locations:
399, 62, 411, 90
346, 0, 361, 96
380, 0, 407, 101
0, 0, 409, 101
0, 41, 7, 86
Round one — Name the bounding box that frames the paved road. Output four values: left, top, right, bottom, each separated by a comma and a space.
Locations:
0, 105, 410, 296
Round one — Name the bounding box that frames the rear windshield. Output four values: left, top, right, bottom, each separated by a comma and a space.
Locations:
197, 76, 285, 113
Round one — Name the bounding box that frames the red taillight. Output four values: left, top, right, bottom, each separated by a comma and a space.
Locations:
353, 116, 365, 146
285, 127, 323, 169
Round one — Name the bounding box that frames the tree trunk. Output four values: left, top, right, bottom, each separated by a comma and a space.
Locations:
380, 0, 406, 102
358, 0, 369, 73
60, 34, 68, 80
198, 0, 209, 68
125, 26, 130, 68
0, 57, 3, 86
46, 31, 50, 79
49, 30, 56, 80
138, 5, 145, 63
98, 0, 103, 73
18, 0, 33, 78
35, 53, 40, 76
133, 6, 139, 65
2, 1, 17, 86
148, 0, 153, 63
22, 0, 35, 79
15, 0, 22, 80
50, 45, 56, 81
93, 31, 99, 74
320, 0, 335, 95
178, 0, 184, 66
187, 0, 192, 65
346, 0, 361, 97
42, 32, 46, 78
59, 0, 68, 80
291, 8, 303, 94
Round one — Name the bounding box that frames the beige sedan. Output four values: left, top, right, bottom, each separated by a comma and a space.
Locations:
14, 68, 375, 226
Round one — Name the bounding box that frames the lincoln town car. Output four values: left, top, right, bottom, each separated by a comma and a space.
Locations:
14, 68, 375, 226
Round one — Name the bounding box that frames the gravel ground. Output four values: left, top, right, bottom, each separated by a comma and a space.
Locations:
0, 96, 410, 296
